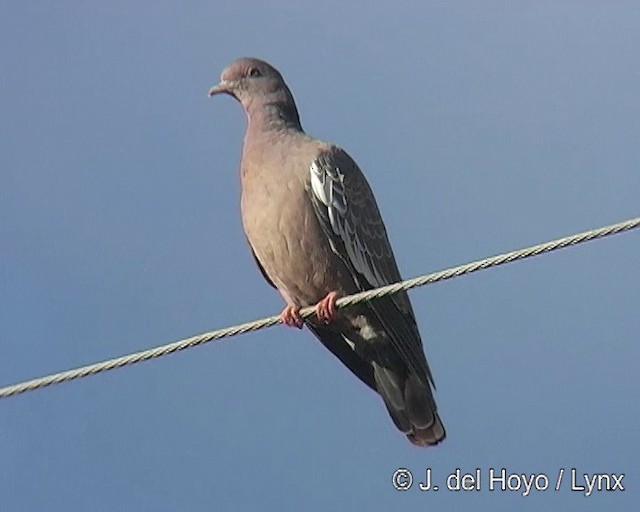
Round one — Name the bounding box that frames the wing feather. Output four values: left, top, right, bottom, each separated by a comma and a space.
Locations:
309, 148, 434, 387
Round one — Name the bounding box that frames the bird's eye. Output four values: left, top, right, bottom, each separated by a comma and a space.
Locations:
248, 67, 262, 78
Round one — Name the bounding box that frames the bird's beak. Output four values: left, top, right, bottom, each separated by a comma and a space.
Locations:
208, 80, 234, 97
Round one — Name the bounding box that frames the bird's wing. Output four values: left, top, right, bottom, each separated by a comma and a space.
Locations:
308, 147, 434, 388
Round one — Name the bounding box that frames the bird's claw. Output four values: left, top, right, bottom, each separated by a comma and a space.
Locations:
315, 291, 339, 324
280, 304, 303, 329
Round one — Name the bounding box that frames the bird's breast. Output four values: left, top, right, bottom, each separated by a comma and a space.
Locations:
241, 162, 353, 306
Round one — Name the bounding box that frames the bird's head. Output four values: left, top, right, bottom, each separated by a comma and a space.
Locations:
208, 57, 301, 128
208, 58, 286, 102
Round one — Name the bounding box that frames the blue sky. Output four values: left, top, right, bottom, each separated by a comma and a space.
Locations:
1, 1, 639, 510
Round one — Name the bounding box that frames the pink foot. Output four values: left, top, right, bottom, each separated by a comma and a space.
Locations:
279, 304, 303, 329
315, 291, 340, 324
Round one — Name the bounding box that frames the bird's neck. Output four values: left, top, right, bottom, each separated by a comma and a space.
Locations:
245, 91, 303, 134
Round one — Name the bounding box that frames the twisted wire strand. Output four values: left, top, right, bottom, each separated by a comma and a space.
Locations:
1, 216, 638, 399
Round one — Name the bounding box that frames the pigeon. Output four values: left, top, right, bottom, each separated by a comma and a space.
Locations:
208, 57, 445, 446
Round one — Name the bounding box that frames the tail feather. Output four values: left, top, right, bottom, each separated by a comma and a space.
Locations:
307, 321, 445, 447
408, 412, 446, 447
374, 364, 446, 447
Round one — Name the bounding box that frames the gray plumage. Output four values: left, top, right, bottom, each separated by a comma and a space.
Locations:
208, 57, 445, 447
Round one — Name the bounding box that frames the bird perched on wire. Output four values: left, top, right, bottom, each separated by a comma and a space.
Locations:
208, 57, 445, 446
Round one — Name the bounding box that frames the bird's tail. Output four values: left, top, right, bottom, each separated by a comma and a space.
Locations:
373, 365, 446, 447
